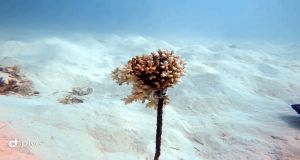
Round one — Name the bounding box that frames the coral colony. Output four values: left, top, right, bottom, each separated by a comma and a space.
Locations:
58, 87, 93, 104
0, 65, 39, 96
112, 49, 186, 160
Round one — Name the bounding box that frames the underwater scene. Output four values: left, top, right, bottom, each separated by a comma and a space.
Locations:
0, 0, 300, 160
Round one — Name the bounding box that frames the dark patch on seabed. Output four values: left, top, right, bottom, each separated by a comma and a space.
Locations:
279, 115, 300, 130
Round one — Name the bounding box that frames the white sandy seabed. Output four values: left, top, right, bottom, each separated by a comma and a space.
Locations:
0, 35, 300, 160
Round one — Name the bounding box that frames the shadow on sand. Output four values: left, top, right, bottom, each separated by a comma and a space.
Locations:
279, 115, 300, 130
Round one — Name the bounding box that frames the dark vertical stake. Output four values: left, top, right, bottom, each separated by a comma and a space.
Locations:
154, 89, 166, 160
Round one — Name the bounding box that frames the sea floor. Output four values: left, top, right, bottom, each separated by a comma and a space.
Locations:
0, 35, 300, 160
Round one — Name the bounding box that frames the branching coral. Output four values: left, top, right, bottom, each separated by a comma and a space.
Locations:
0, 65, 39, 96
58, 87, 93, 104
58, 95, 84, 104
0, 78, 18, 95
112, 49, 186, 160
111, 49, 186, 108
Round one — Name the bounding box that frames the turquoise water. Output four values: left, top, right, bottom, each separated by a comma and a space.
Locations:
0, 0, 299, 41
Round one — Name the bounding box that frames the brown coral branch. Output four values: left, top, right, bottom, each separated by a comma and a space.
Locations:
111, 49, 186, 160
112, 49, 186, 109
0, 65, 39, 96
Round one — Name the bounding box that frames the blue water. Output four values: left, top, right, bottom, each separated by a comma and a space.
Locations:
0, 0, 300, 41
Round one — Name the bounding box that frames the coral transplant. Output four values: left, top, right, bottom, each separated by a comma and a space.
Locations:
112, 49, 186, 160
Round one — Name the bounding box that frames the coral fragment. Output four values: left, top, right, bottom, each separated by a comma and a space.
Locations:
111, 49, 186, 109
